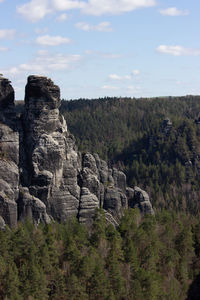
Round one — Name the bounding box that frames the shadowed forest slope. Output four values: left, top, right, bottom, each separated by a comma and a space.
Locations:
60, 96, 200, 214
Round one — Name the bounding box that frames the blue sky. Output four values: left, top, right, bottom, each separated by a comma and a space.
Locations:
0, 0, 200, 100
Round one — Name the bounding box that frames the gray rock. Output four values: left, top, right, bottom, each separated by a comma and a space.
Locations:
18, 187, 51, 224
0, 216, 5, 229
103, 186, 128, 219
127, 186, 154, 215
0, 75, 154, 227
0, 78, 19, 227
126, 187, 135, 203
82, 153, 98, 175
0, 77, 14, 109
21, 75, 80, 222
80, 167, 100, 199
104, 210, 119, 227
0, 193, 17, 227
79, 187, 99, 224
94, 154, 109, 184
49, 188, 79, 221
112, 168, 126, 192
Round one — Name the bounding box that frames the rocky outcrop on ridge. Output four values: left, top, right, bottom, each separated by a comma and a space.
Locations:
0, 75, 154, 227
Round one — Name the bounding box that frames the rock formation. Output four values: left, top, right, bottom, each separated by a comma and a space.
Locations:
126, 186, 154, 215
160, 117, 172, 136
0, 77, 18, 227
0, 75, 154, 228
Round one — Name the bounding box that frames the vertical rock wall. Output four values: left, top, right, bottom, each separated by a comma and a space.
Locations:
0, 75, 154, 227
0, 77, 18, 227
20, 75, 80, 222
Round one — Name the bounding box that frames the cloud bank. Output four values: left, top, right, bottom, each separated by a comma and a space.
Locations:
36, 35, 72, 46
17, 0, 157, 22
2, 51, 82, 77
157, 45, 200, 56
17, 0, 52, 22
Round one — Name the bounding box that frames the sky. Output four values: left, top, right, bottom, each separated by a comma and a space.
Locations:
0, 0, 200, 100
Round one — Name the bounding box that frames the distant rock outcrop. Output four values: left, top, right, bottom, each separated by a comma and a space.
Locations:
127, 186, 154, 215
0, 75, 154, 227
160, 117, 172, 136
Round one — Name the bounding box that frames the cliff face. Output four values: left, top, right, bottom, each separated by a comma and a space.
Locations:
0, 75, 154, 228
0, 77, 19, 227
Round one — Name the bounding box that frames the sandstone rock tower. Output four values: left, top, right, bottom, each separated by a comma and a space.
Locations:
0, 75, 154, 228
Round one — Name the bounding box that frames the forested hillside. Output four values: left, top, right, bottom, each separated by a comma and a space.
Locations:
1, 209, 200, 300
8, 96, 200, 299
61, 96, 200, 214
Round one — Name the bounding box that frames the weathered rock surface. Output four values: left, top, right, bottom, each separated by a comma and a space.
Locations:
127, 186, 154, 215
79, 187, 99, 224
0, 215, 5, 229
20, 75, 80, 222
0, 75, 154, 227
18, 187, 51, 224
0, 77, 14, 109
0, 77, 18, 227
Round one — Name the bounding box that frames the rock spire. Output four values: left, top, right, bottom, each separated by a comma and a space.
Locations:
0, 75, 154, 228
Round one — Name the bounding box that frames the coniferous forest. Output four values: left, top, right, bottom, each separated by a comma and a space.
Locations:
60, 96, 200, 214
1, 209, 200, 300
4, 95, 200, 299
1, 0, 200, 297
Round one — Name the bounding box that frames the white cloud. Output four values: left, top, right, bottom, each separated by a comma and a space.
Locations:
157, 45, 200, 56
109, 74, 122, 80
56, 13, 69, 21
36, 34, 72, 46
95, 22, 112, 32
17, 0, 52, 22
83, 0, 156, 16
102, 85, 120, 90
51, 0, 86, 11
0, 46, 8, 51
160, 7, 189, 16
75, 21, 112, 32
2, 51, 82, 77
132, 69, 140, 76
0, 29, 16, 39
18, 0, 156, 21
0, 0, 4, 3
109, 73, 131, 80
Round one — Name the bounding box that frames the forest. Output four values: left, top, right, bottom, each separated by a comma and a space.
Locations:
6, 95, 200, 299
60, 95, 200, 214
0, 209, 200, 300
